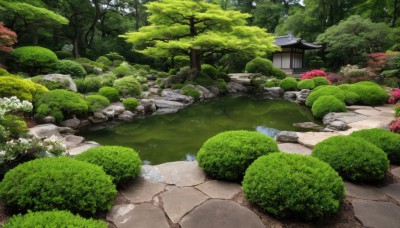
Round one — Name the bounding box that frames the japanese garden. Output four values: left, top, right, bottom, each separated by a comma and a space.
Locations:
1, 0, 400, 227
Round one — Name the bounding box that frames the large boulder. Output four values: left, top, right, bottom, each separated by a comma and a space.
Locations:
264, 87, 284, 98
42, 74, 77, 92
101, 104, 125, 118
195, 85, 215, 99
60, 118, 80, 129
296, 89, 311, 105
141, 99, 157, 113
227, 82, 247, 93
283, 91, 300, 102
276, 131, 299, 143
161, 90, 193, 104
29, 124, 61, 139
89, 112, 108, 123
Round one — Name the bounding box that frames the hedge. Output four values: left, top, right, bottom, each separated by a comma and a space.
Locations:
311, 95, 347, 118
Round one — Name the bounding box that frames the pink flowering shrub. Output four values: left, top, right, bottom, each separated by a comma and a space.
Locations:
325, 72, 343, 84
390, 117, 400, 134
388, 89, 400, 104
301, 70, 326, 80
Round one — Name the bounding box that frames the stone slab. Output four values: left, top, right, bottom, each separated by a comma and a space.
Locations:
374, 105, 395, 114
347, 119, 390, 130
121, 177, 166, 203
141, 165, 164, 183
106, 203, 169, 228
154, 99, 185, 109
345, 182, 386, 200
276, 131, 298, 143
156, 161, 206, 187
278, 143, 312, 155
195, 180, 242, 199
297, 132, 343, 148
68, 141, 100, 156
354, 109, 384, 117
29, 124, 61, 139
179, 199, 265, 228
323, 112, 368, 125
352, 199, 400, 228
346, 105, 375, 111
391, 167, 400, 179
160, 187, 209, 223
382, 183, 400, 203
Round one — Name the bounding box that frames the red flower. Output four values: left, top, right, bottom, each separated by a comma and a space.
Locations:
301, 69, 327, 80
0, 23, 17, 53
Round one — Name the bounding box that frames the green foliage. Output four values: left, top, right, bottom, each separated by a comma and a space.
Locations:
297, 79, 315, 90
311, 95, 347, 118
4, 211, 107, 228
216, 79, 228, 90
343, 91, 361, 105
264, 79, 280, 88
112, 65, 133, 77
123, 98, 139, 111
197, 130, 279, 181
201, 64, 218, 79
312, 136, 389, 182
85, 95, 110, 113
243, 153, 344, 221
11, 46, 58, 74
182, 86, 201, 100
313, 77, 329, 87
96, 56, 113, 66
55, 60, 87, 77
113, 76, 142, 97
31, 75, 71, 91
279, 77, 298, 91
270, 67, 287, 79
76, 146, 142, 185
84, 77, 102, 93
346, 82, 389, 106
99, 87, 120, 102
305, 86, 346, 107
54, 50, 73, 60
0, 68, 11, 76
245, 57, 274, 76
171, 83, 186, 90
0, 157, 116, 215
35, 89, 88, 122
0, 76, 35, 101
0, 115, 28, 139
350, 128, 400, 164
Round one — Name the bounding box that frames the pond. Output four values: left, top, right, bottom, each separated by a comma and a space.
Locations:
79, 96, 318, 165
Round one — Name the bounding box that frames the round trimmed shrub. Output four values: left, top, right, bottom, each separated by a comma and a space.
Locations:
85, 77, 102, 93
76, 146, 142, 184
270, 67, 287, 79
245, 57, 274, 76
348, 82, 389, 106
123, 98, 139, 111
11, 46, 58, 74
312, 95, 347, 118
343, 91, 361, 105
55, 60, 86, 77
112, 65, 133, 77
4, 211, 107, 228
297, 79, 315, 90
305, 86, 346, 107
0, 76, 35, 101
279, 77, 298, 91
243, 153, 344, 220
96, 56, 112, 66
182, 86, 201, 100
264, 79, 280, 88
99, 86, 120, 102
313, 76, 330, 87
85, 95, 110, 112
350, 128, 400, 164
312, 136, 389, 182
0, 157, 116, 215
201, 64, 218, 79
113, 76, 142, 97
1, 115, 28, 139
197, 130, 279, 181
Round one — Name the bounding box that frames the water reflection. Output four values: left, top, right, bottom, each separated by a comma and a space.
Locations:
256, 126, 281, 139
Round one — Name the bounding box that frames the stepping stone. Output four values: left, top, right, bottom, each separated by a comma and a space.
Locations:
354, 109, 384, 117
278, 143, 312, 156
156, 161, 206, 187
374, 105, 395, 114
141, 165, 164, 183
106, 203, 169, 228
352, 199, 400, 228
160, 187, 209, 223
68, 141, 100, 156
323, 112, 368, 125
391, 167, 400, 179
345, 182, 386, 200
179, 199, 264, 228
297, 132, 342, 148
121, 177, 166, 203
348, 118, 392, 130
195, 180, 242, 199
346, 105, 375, 111
382, 183, 400, 203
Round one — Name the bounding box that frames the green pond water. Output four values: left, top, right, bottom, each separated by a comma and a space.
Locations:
79, 96, 317, 165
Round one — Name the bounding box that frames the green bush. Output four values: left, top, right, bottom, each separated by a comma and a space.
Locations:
84, 77, 102, 93
76, 146, 142, 185
297, 79, 315, 90
182, 86, 201, 100
31, 75, 71, 91
201, 64, 218, 79
0, 157, 116, 215
305, 86, 346, 107
55, 60, 86, 77
270, 67, 287, 79
54, 50, 73, 59
96, 56, 113, 66
216, 79, 227, 90
0, 115, 28, 139
245, 57, 274, 76
113, 76, 142, 97
313, 77, 330, 87
123, 98, 139, 111
396, 106, 400, 117
99, 74, 117, 87
112, 65, 133, 77
0, 68, 11, 76
197, 130, 279, 181
0, 76, 35, 101
312, 136, 389, 182
35, 89, 88, 122
264, 79, 280, 88
347, 82, 389, 106
4, 211, 107, 228
350, 128, 400, 164
106, 52, 125, 62
171, 83, 186, 90
279, 77, 298, 91
343, 91, 361, 105
243, 153, 344, 220
85, 95, 110, 112
312, 95, 347, 118
11, 46, 58, 74
99, 87, 120, 102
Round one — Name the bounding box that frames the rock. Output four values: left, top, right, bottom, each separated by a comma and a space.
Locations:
29, 124, 61, 139
382, 183, 400, 203
117, 111, 135, 121
141, 99, 157, 113
278, 143, 312, 155
161, 90, 193, 104
345, 182, 386, 200
64, 135, 84, 148
208, 86, 221, 96
391, 167, 400, 179
60, 118, 80, 128
141, 165, 164, 183
347, 117, 394, 132
154, 108, 180, 115
146, 74, 157, 80
155, 99, 185, 109
346, 105, 375, 111
155, 161, 206, 187
149, 87, 158, 95
77, 119, 91, 128
297, 132, 343, 148
42, 116, 55, 124
323, 112, 368, 125
160, 187, 209, 223
163, 75, 185, 88
69, 141, 100, 156
102, 109, 115, 118
135, 105, 145, 114
354, 109, 384, 117
327, 120, 348, 131
352, 199, 400, 228
227, 82, 247, 93
102, 104, 125, 117
264, 87, 284, 98
195, 85, 214, 99
42, 74, 77, 92
283, 91, 300, 101
295, 89, 311, 105
121, 177, 166, 203
106, 204, 169, 228
180, 199, 265, 228
195, 180, 242, 199
293, 122, 324, 131
276, 131, 299, 143
89, 112, 108, 123
374, 105, 395, 114
57, 127, 76, 134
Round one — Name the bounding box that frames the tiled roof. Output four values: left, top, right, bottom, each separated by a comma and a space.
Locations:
274, 34, 321, 49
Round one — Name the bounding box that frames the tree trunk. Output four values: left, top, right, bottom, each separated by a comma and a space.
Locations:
392, 0, 398, 28
189, 49, 201, 78
134, 0, 140, 31
72, 36, 79, 58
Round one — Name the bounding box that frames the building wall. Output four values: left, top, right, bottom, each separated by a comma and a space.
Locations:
273, 48, 304, 69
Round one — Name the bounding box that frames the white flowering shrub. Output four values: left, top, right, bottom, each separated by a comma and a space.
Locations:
0, 96, 33, 120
